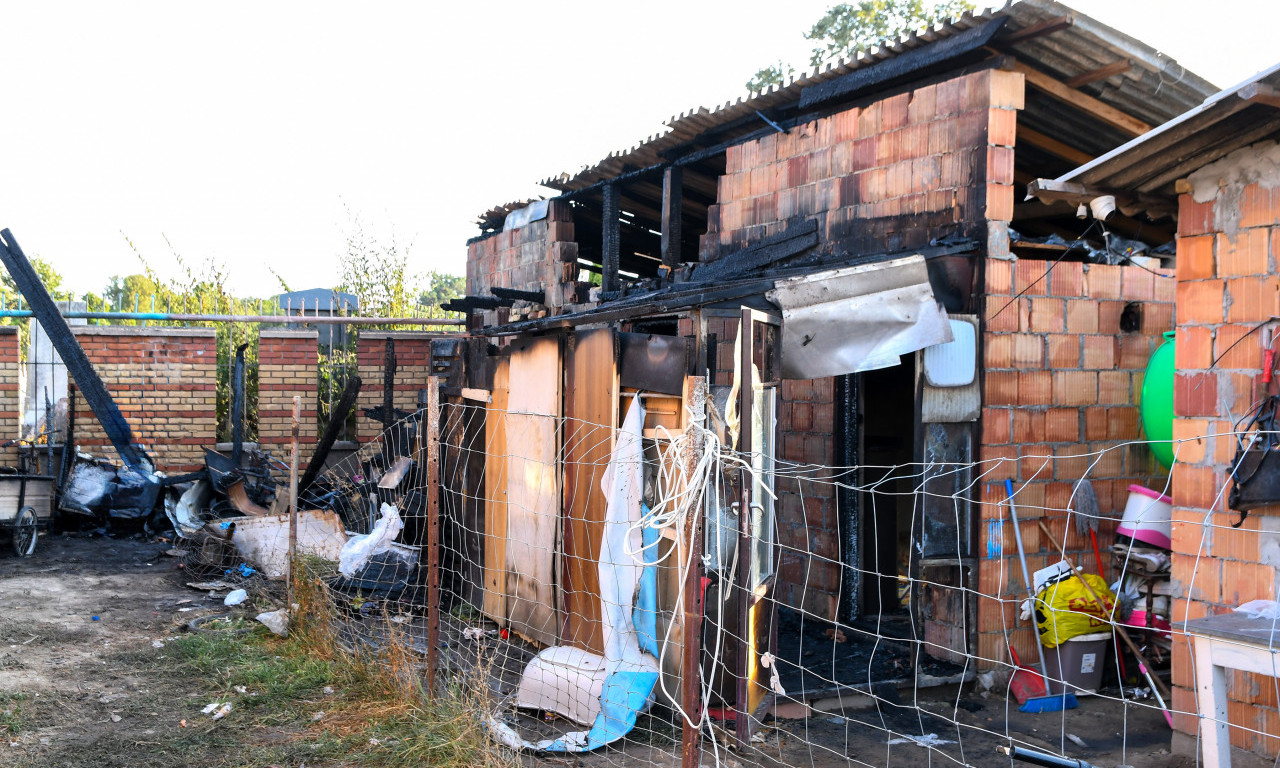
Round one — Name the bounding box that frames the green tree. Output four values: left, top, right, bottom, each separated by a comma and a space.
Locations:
418, 271, 464, 317
746, 1, 974, 92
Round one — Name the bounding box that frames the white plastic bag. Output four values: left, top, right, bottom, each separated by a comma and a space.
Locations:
256, 609, 289, 637
338, 504, 404, 578
224, 589, 248, 606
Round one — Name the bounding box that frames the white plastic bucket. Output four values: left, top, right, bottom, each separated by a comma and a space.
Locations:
1117, 484, 1172, 550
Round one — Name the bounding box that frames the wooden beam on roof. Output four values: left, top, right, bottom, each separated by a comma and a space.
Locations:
661, 166, 683, 268
1064, 60, 1132, 88
1017, 125, 1094, 165
1014, 61, 1152, 137
1001, 15, 1072, 45
1239, 82, 1280, 110
602, 183, 621, 293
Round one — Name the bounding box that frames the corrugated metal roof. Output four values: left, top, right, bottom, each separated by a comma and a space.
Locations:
1055, 62, 1280, 198
535, 0, 1216, 196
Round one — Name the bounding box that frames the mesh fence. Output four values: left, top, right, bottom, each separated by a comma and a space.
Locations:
227, 392, 1280, 768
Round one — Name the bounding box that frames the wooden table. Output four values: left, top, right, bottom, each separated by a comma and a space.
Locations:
1182, 613, 1280, 767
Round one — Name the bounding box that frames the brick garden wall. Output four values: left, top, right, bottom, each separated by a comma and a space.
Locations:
257, 330, 318, 461
1167, 142, 1280, 757
466, 200, 579, 311
70, 327, 217, 472
0, 327, 19, 465
977, 257, 1175, 669
356, 333, 433, 441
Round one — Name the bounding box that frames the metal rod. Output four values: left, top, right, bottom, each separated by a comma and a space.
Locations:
0, 309, 465, 326
1005, 479, 1051, 680
288, 395, 301, 608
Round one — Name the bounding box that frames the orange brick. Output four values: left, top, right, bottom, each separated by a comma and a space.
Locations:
1175, 326, 1213, 370
1050, 262, 1085, 297
1225, 275, 1280, 323
1044, 408, 1079, 442
1012, 410, 1045, 443
1177, 279, 1225, 325
987, 107, 1017, 147
1014, 259, 1049, 295
1085, 407, 1108, 440
1214, 323, 1264, 370
985, 371, 1018, 405
1222, 560, 1276, 605
1097, 371, 1131, 404
1019, 370, 1052, 404
1064, 299, 1098, 333
1082, 336, 1117, 369
1085, 264, 1123, 299
1046, 334, 1080, 368
983, 407, 1012, 444
1028, 298, 1065, 332
1217, 228, 1270, 277
986, 259, 1013, 295
1171, 418, 1210, 464
1054, 371, 1098, 406
1177, 234, 1216, 280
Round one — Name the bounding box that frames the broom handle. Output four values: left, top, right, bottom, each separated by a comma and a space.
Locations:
1035, 519, 1173, 703
1006, 480, 1051, 680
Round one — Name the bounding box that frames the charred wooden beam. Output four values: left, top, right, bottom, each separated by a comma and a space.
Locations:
690, 219, 819, 281
490, 286, 545, 303
661, 166, 683, 268
602, 182, 621, 293
1017, 125, 1094, 165
298, 375, 363, 497
1014, 62, 1152, 136
1000, 15, 1071, 45
0, 229, 152, 471
231, 343, 248, 466
799, 17, 1007, 110
1064, 59, 1132, 88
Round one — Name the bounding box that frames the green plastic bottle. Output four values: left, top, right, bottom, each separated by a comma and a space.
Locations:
1140, 331, 1176, 468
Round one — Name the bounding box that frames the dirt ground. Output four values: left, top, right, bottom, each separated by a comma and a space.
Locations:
1, 535, 1273, 768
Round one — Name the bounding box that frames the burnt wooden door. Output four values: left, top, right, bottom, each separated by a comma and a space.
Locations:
735, 307, 781, 743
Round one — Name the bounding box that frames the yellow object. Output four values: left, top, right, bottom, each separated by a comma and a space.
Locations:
1034, 573, 1116, 649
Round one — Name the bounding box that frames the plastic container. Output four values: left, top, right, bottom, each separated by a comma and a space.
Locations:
1043, 632, 1110, 696
1141, 331, 1176, 468
1118, 485, 1173, 550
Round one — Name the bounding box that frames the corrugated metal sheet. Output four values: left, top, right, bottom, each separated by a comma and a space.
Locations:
1054, 63, 1280, 198
534, 0, 1216, 197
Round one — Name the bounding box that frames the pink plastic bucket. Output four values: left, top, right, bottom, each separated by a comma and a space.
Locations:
1117, 485, 1173, 550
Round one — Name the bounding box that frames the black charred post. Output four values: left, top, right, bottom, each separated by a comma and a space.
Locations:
231, 343, 248, 466
602, 182, 621, 293
661, 166, 683, 268
382, 337, 397, 434
490, 286, 545, 303
297, 375, 362, 497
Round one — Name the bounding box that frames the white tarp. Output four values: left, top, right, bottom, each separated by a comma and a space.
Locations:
766, 254, 952, 378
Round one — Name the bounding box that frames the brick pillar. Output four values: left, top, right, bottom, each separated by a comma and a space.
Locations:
257, 330, 317, 460
71, 327, 217, 472
356, 332, 433, 441
0, 327, 19, 465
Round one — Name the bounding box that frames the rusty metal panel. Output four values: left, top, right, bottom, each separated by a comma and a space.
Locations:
618, 332, 688, 395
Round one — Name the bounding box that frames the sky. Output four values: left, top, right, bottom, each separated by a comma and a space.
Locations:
2, 1, 1278, 299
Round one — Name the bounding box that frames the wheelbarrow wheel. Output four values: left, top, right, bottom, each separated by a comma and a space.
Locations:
12, 506, 37, 557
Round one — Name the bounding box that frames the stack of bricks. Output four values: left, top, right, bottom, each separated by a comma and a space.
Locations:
465, 200, 579, 310
1168, 161, 1280, 757
977, 257, 1175, 669
70, 327, 216, 472
355, 333, 433, 441
701, 69, 1024, 262
257, 330, 317, 459
0, 327, 18, 465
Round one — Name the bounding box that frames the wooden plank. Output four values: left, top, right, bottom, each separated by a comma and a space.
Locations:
1014, 61, 1152, 137
1000, 15, 1071, 45
1017, 125, 1094, 165
504, 337, 562, 647
560, 328, 617, 655
481, 358, 509, 625
1064, 59, 1132, 88
661, 166, 683, 268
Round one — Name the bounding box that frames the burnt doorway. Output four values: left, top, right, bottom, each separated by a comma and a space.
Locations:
855, 356, 918, 630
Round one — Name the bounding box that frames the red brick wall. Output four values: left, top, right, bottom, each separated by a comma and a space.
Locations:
257, 330, 317, 458
466, 200, 579, 310
1169, 164, 1280, 756
0, 327, 19, 465
701, 69, 1023, 262
356, 333, 433, 440
70, 327, 217, 472
977, 258, 1175, 669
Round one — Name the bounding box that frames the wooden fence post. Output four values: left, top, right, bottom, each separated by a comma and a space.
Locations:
424, 377, 441, 695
